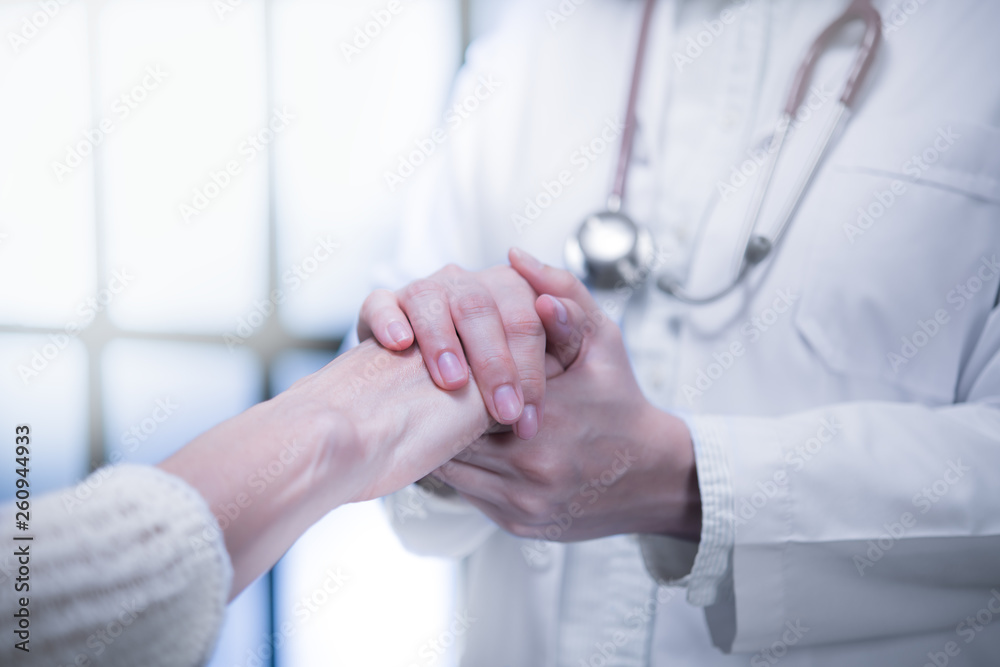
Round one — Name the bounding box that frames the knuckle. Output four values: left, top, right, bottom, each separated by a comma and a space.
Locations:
519, 450, 564, 486
402, 278, 443, 303
475, 350, 516, 378
361, 289, 394, 317
506, 490, 550, 521
403, 280, 449, 322
453, 291, 498, 321
517, 370, 547, 400
503, 312, 545, 340
549, 268, 579, 293
438, 264, 469, 295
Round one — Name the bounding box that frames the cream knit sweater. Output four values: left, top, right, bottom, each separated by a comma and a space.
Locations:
0, 465, 232, 666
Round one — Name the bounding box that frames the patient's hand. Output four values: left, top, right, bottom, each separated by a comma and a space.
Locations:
358, 255, 547, 439
164, 338, 530, 598
277, 339, 493, 504
161, 257, 584, 598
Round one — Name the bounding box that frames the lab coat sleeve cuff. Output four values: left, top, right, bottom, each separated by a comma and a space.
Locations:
638, 413, 735, 607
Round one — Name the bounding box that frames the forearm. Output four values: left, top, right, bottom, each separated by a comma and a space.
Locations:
159, 339, 491, 598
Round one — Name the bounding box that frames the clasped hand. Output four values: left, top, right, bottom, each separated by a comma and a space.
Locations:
359, 249, 701, 543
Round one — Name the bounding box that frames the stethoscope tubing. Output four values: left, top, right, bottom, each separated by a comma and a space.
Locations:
575, 0, 882, 305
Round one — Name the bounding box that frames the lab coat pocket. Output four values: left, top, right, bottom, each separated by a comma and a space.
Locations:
792, 120, 1000, 404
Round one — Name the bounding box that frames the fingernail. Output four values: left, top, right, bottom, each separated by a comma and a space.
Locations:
388, 321, 410, 345
494, 384, 522, 422
438, 351, 466, 385
549, 296, 568, 325
512, 247, 544, 272
516, 404, 538, 439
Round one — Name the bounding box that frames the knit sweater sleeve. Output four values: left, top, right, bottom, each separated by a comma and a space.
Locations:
1, 464, 233, 666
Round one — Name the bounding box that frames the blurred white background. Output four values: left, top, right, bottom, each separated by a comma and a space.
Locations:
0, 0, 501, 664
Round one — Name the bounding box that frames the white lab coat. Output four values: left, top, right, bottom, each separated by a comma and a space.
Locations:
383, 0, 1000, 664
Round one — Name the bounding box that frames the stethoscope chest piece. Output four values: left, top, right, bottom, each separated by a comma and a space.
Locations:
565, 208, 656, 291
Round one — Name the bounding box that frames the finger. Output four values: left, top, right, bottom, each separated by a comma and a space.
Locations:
398, 279, 470, 390
535, 294, 591, 370
544, 353, 563, 378
509, 247, 598, 310
358, 289, 414, 350
432, 458, 504, 499
483, 268, 547, 440
450, 432, 520, 475
444, 276, 525, 425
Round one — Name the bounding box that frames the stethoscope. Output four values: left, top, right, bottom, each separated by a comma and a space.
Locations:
565, 0, 882, 303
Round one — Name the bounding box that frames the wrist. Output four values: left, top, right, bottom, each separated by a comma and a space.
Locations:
636, 402, 702, 541
291, 339, 491, 503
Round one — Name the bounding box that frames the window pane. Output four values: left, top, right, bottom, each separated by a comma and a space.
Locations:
0, 2, 95, 327
97, 0, 269, 333
0, 334, 89, 499
208, 578, 272, 667
271, 350, 460, 667
101, 339, 262, 465
271, 0, 460, 337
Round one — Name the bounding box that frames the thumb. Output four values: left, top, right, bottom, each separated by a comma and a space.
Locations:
508, 247, 598, 310
535, 294, 592, 370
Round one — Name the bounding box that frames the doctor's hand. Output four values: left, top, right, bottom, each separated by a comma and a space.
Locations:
359, 259, 546, 439
432, 251, 703, 542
